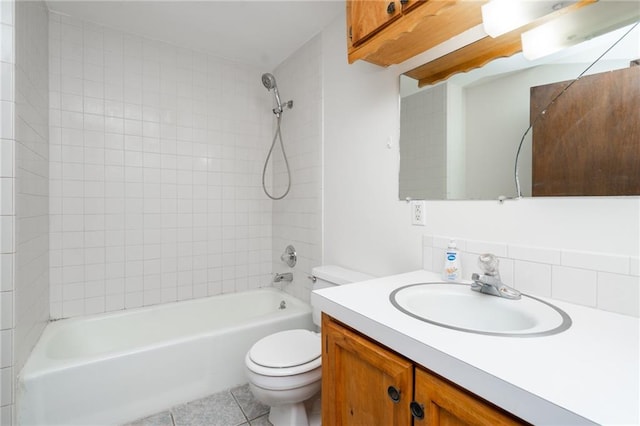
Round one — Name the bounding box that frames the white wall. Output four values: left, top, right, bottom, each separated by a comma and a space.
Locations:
322, 11, 639, 282
48, 13, 274, 319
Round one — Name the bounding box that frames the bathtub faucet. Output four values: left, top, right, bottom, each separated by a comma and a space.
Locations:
273, 272, 293, 283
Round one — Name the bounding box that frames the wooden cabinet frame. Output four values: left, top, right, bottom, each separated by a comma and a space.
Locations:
322, 314, 527, 426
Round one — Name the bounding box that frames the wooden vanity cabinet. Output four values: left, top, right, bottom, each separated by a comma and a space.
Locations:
322, 313, 414, 424
414, 367, 525, 426
322, 314, 526, 425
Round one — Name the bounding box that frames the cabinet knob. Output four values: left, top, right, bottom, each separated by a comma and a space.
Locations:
400, 0, 409, 4
386, 2, 396, 14
410, 401, 425, 420
387, 386, 401, 403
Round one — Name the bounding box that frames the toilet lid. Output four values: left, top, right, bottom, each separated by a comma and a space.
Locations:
249, 329, 320, 368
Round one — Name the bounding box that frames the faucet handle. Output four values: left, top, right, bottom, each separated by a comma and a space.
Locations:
280, 245, 297, 268
478, 253, 500, 276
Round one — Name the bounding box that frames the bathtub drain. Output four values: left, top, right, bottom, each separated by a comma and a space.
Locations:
279, 300, 286, 310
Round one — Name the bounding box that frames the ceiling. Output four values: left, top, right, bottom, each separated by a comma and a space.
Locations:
46, 1, 343, 70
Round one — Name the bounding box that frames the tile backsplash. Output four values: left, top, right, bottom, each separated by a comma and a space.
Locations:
423, 235, 639, 317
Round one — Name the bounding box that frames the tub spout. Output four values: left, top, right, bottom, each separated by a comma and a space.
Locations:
273, 272, 293, 283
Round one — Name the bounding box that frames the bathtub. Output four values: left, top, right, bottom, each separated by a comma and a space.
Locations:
17, 288, 314, 426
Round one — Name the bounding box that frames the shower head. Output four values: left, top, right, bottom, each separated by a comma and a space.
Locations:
262, 73, 277, 91
261, 72, 284, 116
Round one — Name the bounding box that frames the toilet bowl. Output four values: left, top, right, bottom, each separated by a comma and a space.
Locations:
245, 266, 374, 426
245, 329, 321, 425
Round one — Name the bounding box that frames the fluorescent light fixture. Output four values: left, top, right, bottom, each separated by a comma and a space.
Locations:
482, 0, 578, 38
521, 1, 640, 60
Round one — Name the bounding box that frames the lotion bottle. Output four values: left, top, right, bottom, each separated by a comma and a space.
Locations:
442, 240, 461, 281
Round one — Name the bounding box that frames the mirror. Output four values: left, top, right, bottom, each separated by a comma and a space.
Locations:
399, 23, 640, 200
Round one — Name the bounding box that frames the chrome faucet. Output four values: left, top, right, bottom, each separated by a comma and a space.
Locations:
273, 272, 293, 283
471, 253, 521, 300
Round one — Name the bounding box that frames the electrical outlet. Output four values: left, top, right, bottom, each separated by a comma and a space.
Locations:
411, 200, 426, 226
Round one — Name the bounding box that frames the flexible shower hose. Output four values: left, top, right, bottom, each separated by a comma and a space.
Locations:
262, 114, 291, 200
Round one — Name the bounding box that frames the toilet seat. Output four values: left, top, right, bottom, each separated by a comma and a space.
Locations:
246, 329, 321, 377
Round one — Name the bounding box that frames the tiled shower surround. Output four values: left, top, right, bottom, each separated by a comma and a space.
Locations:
1, 0, 50, 423
271, 36, 322, 304
48, 13, 277, 318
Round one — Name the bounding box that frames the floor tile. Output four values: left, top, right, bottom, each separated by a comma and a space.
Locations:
231, 384, 270, 421
171, 391, 247, 426
249, 414, 272, 426
124, 411, 174, 426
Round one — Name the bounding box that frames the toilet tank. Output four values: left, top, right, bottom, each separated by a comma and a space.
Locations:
311, 265, 374, 326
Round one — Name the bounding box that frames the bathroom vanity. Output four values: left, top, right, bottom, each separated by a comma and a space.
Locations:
312, 270, 639, 425
322, 314, 523, 425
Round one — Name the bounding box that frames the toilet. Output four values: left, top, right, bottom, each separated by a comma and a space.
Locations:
245, 265, 374, 426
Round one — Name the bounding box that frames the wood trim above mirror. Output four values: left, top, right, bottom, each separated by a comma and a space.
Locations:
347, 0, 486, 66
400, 0, 596, 87
405, 0, 597, 87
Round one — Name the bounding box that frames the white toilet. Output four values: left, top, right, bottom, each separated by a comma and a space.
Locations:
245, 265, 373, 426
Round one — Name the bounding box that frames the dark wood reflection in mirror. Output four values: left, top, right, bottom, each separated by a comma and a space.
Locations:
531, 64, 640, 196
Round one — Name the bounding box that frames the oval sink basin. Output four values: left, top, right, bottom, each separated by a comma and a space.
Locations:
390, 283, 571, 337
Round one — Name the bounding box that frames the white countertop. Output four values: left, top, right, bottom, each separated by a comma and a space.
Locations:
311, 270, 640, 425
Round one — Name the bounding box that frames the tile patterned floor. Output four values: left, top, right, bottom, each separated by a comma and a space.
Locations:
124, 384, 272, 426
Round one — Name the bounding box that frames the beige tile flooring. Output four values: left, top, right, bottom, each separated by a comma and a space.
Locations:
124, 384, 272, 426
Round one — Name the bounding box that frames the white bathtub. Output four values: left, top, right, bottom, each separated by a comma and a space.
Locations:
17, 288, 314, 426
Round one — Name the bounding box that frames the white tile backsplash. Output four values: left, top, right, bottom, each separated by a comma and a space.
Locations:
561, 250, 629, 274
508, 244, 561, 265
552, 266, 597, 307
629, 257, 639, 276
597, 272, 640, 317
514, 260, 552, 297
424, 234, 639, 317
465, 239, 507, 257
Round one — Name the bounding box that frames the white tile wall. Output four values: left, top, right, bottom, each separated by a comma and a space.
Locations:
399, 85, 447, 199
49, 13, 274, 319
0, 0, 15, 422
0, 1, 50, 425
270, 35, 323, 304
424, 234, 640, 317
13, 0, 49, 381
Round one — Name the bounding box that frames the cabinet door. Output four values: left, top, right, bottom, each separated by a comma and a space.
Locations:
322, 314, 413, 425
348, 0, 401, 46
413, 367, 526, 426
400, 0, 426, 13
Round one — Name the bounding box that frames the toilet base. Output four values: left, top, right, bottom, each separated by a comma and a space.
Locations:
267, 393, 321, 426
269, 402, 308, 426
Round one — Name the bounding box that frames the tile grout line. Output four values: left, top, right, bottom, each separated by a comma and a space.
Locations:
230, 388, 251, 425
